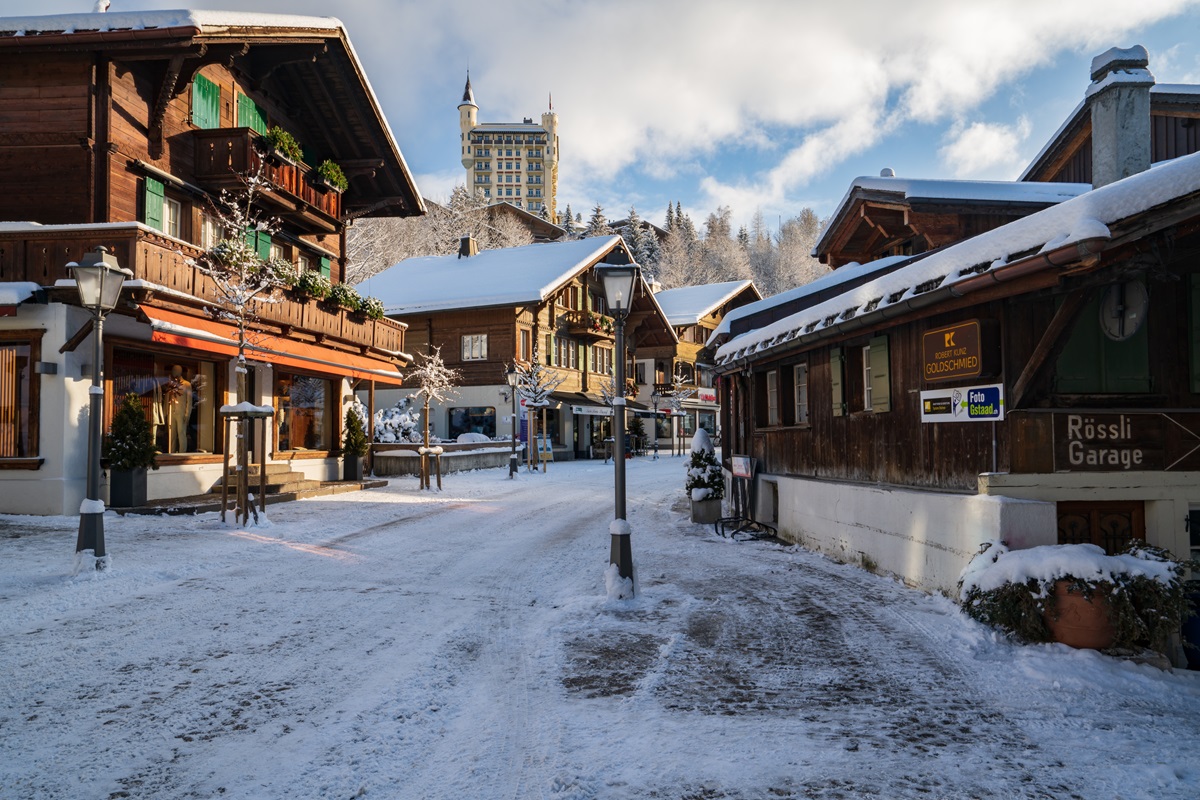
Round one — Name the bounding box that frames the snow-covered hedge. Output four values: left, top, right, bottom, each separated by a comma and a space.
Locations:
373, 397, 423, 444
685, 428, 723, 502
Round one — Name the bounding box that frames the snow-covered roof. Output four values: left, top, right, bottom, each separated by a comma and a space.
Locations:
0, 10, 343, 36
708, 256, 911, 346
653, 281, 757, 327
0, 282, 41, 305
717, 151, 1200, 367
813, 176, 1090, 257
360, 236, 627, 315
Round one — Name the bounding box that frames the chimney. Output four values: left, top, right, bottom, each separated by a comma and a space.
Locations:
1087, 45, 1154, 188
458, 235, 478, 258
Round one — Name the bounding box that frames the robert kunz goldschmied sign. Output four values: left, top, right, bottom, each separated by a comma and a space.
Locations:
922, 320, 991, 383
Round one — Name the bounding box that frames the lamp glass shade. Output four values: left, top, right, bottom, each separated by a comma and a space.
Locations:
505, 366, 519, 387
68, 248, 130, 312
596, 264, 639, 317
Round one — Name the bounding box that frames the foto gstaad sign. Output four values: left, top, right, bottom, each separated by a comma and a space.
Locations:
920, 383, 1004, 423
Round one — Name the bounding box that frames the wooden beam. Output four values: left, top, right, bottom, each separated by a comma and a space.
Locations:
59, 319, 94, 354
1009, 288, 1090, 409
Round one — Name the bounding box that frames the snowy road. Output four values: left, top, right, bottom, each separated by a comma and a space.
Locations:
3, 458, 1199, 799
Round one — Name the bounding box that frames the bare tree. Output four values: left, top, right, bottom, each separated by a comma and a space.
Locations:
515, 350, 565, 471
408, 347, 461, 489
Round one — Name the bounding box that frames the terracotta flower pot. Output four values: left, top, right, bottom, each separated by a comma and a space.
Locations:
1043, 580, 1116, 649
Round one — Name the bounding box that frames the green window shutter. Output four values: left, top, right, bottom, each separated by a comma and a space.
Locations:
830, 347, 844, 417
143, 177, 165, 231
1056, 287, 1151, 393
869, 335, 891, 413
256, 232, 272, 261
319, 257, 332, 279
191, 74, 220, 129
1191, 274, 1200, 393
237, 93, 267, 135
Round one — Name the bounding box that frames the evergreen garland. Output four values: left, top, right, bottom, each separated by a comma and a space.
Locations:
103, 394, 159, 472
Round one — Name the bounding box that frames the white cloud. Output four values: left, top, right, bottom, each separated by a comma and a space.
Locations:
938, 116, 1034, 180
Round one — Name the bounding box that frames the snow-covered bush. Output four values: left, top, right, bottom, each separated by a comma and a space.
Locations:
373, 397, 423, 443
456, 432, 491, 444
295, 269, 331, 299
958, 540, 1193, 652
685, 428, 723, 502
327, 281, 361, 311
360, 296, 385, 320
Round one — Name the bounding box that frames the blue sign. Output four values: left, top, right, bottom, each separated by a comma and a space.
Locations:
920, 383, 1005, 423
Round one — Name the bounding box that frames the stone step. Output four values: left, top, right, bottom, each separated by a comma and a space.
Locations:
115, 479, 389, 516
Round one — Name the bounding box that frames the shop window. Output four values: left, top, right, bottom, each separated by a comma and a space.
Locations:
0, 333, 39, 459
794, 363, 809, 425
462, 334, 488, 361
191, 74, 220, 130
274, 371, 333, 451
1055, 283, 1151, 394
110, 349, 218, 455
698, 411, 716, 434
448, 406, 496, 439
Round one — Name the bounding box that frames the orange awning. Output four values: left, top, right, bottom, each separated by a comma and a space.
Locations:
139, 306, 405, 385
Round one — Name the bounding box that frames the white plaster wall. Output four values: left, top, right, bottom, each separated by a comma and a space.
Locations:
764, 474, 1058, 595
364, 384, 512, 441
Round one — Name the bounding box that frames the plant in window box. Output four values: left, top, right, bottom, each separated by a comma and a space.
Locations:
342, 401, 370, 482
102, 394, 159, 507
263, 256, 299, 289
326, 281, 362, 312
958, 540, 1194, 659
259, 126, 303, 165
311, 159, 349, 193
360, 296, 385, 320
685, 428, 724, 524
600, 315, 614, 335
294, 268, 331, 300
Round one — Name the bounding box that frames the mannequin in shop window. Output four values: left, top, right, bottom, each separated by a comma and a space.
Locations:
160, 364, 192, 453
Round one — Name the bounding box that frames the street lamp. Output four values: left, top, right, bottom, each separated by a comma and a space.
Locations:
595, 261, 639, 594
68, 246, 132, 569
505, 365, 519, 478
650, 390, 660, 460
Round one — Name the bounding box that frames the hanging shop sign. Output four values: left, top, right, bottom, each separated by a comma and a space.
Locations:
921, 320, 999, 383
571, 404, 613, 417
696, 387, 717, 403
920, 383, 1005, 423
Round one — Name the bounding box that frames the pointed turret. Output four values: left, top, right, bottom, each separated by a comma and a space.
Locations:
459, 72, 478, 170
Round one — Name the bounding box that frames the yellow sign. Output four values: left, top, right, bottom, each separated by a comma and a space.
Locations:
922, 321, 983, 383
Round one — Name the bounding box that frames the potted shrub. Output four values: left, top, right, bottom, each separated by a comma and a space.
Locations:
959, 540, 1193, 656
103, 394, 159, 507
312, 159, 349, 193
360, 296, 385, 320
260, 126, 303, 165
326, 281, 362, 312
342, 405, 369, 481
295, 268, 331, 300
686, 427, 724, 524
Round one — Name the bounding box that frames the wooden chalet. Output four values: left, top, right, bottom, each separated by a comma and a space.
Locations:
638, 280, 761, 448
714, 46, 1200, 596
363, 235, 675, 459
0, 9, 422, 514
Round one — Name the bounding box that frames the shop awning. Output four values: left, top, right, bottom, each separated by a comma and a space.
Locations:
138, 306, 405, 385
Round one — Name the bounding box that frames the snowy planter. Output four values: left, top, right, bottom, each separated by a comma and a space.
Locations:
685, 429, 724, 525
108, 467, 147, 508
958, 540, 1191, 655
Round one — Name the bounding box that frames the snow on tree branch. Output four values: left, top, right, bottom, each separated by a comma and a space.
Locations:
408, 347, 462, 405
515, 349, 565, 407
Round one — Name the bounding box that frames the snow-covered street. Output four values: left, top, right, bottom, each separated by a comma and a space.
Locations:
3, 457, 1199, 799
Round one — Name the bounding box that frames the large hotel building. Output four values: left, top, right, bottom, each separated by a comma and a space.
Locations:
458, 76, 559, 222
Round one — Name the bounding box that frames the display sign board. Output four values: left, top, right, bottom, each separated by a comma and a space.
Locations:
731, 455, 753, 478
920, 383, 1005, 423
696, 387, 717, 403
571, 405, 612, 417
1052, 413, 1164, 471
922, 320, 995, 383
537, 436, 554, 461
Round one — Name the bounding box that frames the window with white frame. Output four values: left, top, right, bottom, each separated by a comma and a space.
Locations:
794, 363, 809, 425
862, 345, 872, 411
162, 196, 182, 239
766, 369, 779, 426
199, 212, 221, 250
462, 334, 488, 361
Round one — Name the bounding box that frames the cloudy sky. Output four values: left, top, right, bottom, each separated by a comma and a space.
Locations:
6, 1, 1200, 232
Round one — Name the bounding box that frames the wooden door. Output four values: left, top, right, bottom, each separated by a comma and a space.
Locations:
1056, 501, 1145, 554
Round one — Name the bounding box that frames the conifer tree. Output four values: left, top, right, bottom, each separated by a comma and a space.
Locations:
103, 394, 159, 472
342, 405, 369, 458
584, 204, 610, 237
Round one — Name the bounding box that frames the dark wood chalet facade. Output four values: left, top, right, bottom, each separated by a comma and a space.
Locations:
714, 47, 1200, 595
0, 10, 422, 514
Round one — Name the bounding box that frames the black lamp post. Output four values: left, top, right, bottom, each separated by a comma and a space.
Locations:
506, 365, 519, 478
69, 246, 131, 569
651, 390, 660, 460
596, 262, 640, 592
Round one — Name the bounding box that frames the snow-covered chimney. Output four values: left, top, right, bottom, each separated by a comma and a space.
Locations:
458, 236, 478, 258
1087, 45, 1154, 188
879, 167, 895, 178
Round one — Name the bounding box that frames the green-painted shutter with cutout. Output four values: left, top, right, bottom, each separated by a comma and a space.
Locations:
191, 74, 220, 129
869, 335, 891, 413
830, 347, 844, 417
143, 177, 165, 231
237, 93, 267, 135
319, 257, 332, 279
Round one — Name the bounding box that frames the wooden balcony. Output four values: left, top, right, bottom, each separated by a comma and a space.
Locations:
0, 225, 405, 356
562, 309, 614, 341
193, 128, 342, 234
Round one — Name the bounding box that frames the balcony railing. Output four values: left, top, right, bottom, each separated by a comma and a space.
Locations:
0, 226, 404, 355
562, 310, 614, 341
193, 128, 342, 233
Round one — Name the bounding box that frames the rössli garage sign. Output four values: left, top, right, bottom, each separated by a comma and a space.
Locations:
922, 320, 997, 383
1053, 413, 1163, 471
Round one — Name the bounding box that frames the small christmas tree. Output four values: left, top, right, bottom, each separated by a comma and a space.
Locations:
103, 394, 159, 472
343, 406, 369, 458
685, 428, 723, 502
